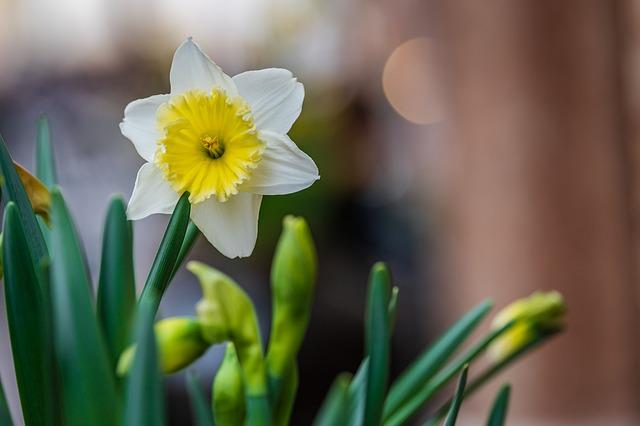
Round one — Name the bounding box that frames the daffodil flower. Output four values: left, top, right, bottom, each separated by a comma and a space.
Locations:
121, 38, 319, 258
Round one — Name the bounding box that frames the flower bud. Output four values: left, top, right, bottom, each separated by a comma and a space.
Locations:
213, 343, 245, 426
489, 291, 566, 361
267, 216, 317, 378
187, 261, 267, 396
117, 317, 209, 375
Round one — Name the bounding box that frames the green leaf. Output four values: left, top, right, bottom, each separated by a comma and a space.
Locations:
487, 385, 510, 426
346, 358, 368, 425
0, 377, 13, 426
35, 115, 57, 188
123, 300, 164, 426
384, 322, 513, 426
35, 115, 57, 249
186, 371, 215, 426
383, 299, 493, 420
0, 134, 47, 266
364, 262, 391, 426
443, 364, 468, 426
97, 196, 136, 370
2, 203, 55, 425
313, 374, 351, 426
138, 192, 191, 315
424, 332, 557, 425
387, 286, 399, 335
49, 188, 119, 425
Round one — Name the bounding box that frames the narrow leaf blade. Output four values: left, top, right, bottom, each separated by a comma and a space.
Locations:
384, 299, 493, 419
346, 358, 368, 425
443, 364, 468, 426
123, 300, 165, 426
384, 322, 513, 426
49, 188, 119, 425
313, 374, 351, 426
36, 115, 57, 188
0, 377, 13, 426
97, 196, 136, 370
487, 385, 510, 426
0, 134, 47, 263
186, 372, 215, 426
2, 203, 55, 425
364, 262, 391, 426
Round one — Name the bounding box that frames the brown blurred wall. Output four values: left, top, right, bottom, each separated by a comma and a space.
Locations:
441, 1, 640, 424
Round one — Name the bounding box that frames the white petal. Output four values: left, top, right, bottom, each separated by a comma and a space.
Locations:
233, 68, 304, 134
120, 94, 169, 162
170, 38, 237, 96
241, 131, 319, 195
191, 193, 262, 259
127, 163, 180, 220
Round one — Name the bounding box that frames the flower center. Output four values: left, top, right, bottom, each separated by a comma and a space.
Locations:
201, 135, 225, 159
154, 89, 264, 203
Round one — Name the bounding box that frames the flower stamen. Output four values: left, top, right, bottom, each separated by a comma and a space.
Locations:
202, 135, 225, 159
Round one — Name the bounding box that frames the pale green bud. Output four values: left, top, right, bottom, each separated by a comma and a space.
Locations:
117, 317, 209, 375
213, 343, 245, 426
489, 291, 566, 361
187, 261, 267, 396
267, 216, 317, 378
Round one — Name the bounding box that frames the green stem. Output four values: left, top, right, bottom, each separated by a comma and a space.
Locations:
138, 192, 190, 316
169, 221, 200, 280
246, 394, 272, 426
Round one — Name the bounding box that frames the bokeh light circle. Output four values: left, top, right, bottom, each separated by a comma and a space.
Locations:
382, 37, 445, 125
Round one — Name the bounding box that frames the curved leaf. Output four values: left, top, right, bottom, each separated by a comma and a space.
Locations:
50, 188, 119, 425
487, 385, 510, 426
186, 372, 214, 426
384, 300, 493, 420
364, 262, 391, 426
443, 365, 468, 426
123, 300, 164, 426
97, 196, 136, 370
313, 374, 351, 426
0, 134, 47, 265
3, 203, 55, 425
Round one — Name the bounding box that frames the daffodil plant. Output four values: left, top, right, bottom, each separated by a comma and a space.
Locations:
0, 40, 566, 426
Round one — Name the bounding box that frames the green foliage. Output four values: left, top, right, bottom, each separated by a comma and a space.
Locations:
97, 197, 136, 370
186, 372, 215, 426
487, 385, 511, 426
0, 378, 12, 426
123, 300, 164, 426
364, 263, 391, 426
313, 374, 351, 426
0, 119, 564, 426
3, 203, 56, 425
443, 365, 468, 426
138, 192, 191, 315
50, 188, 120, 425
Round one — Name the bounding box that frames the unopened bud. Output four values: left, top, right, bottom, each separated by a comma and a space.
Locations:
117, 317, 209, 375
489, 291, 566, 361
187, 261, 267, 396
213, 343, 245, 426
267, 216, 317, 377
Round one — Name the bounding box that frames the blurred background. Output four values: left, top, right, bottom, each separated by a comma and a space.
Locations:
0, 0, 639, 424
